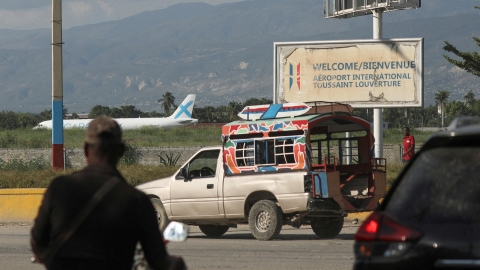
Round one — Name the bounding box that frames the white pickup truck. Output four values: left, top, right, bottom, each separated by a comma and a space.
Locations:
137, 103, 386, 240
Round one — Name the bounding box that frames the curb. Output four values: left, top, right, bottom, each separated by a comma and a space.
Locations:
0, 188, 376, 224
0, 189, 46, 223
345, 212, 372, 225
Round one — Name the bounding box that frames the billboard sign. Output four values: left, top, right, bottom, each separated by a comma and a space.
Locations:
324, 0, 421, 19
274, 38, 423, 108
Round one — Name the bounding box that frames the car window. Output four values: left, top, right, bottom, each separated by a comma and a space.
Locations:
185, 150, 220, 178
385, 147, 480, 224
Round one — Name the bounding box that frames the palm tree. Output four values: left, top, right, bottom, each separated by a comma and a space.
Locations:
215, 105, 228, 122
464, 90, 475, 110
227, 101, 242, 121
157, 92, 176, 115
435, 89, 450, 127
204, 106, 216, 123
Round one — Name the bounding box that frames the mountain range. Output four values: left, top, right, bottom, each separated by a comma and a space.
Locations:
0, 0, 479, 113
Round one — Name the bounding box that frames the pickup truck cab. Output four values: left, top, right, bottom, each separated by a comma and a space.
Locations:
137, 103, 386, 240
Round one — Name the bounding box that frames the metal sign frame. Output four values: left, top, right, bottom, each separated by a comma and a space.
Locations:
273, 38, 424, 108
324, 0, 421, 19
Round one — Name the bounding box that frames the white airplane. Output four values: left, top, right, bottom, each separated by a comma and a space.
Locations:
34, 94, 198, 130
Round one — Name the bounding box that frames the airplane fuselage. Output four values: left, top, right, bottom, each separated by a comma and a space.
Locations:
34, 94, 198, 130
34, 117, 198, 130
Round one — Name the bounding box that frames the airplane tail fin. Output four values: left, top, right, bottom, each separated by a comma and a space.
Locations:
168, 94, 196, 119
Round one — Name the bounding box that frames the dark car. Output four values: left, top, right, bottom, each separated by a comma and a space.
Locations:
353, 117, 480, 269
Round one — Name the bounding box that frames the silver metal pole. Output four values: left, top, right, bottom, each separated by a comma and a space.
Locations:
373, 9, 383, 158
346, 132, 352, 164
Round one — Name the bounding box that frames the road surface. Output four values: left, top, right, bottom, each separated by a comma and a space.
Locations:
0, 222, 360, 270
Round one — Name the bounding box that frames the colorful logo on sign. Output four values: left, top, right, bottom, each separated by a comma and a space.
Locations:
289, 62, 301, 91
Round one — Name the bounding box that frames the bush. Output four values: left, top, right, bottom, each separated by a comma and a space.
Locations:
158, 151, 182, 166
121, 140, 144, 165
0, 157, 50, 171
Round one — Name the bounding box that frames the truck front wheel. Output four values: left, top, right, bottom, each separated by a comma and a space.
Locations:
311, 217, 344, 239
150, 198, 170, 232
199, 225, 229, 237
248, 200, 283, 241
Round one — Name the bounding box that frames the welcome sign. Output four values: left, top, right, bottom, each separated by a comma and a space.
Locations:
274, 39, 423, 108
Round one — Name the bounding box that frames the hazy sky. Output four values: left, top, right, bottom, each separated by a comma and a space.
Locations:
0, 0, 244, 30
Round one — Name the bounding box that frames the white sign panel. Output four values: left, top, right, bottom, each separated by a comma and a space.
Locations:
274, 39, 423, 108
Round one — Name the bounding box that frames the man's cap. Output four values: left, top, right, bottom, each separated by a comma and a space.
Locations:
85, 116, 122, 144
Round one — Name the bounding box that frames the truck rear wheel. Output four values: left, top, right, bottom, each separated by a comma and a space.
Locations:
248, 200, 283, 241
199, 225, 229, 237
311, 217, 344, 239
150, 198, 170, 232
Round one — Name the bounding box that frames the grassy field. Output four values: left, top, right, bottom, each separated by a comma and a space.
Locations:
0, 126, 435, 148
0, 126, 432, 188
0, 126, 224, 148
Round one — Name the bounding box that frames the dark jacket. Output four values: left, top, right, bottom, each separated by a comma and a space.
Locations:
31, 163, 168, 270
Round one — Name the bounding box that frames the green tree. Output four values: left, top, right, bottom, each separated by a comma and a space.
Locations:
443, 8, 480, 77
446, 100, 468, 123
140, 111, 164, 117
203, 106, 216, 123
243, 98, 273, 107
215, 105, 228, 122
62, 106, 68, 119
110, 107, 123, 118
471, 99, 480, 116
89, 105, 112, 118
38, 109, 52, 120
464, 90, 475, 111
421, 105, 438, 128
119, 105, 142, 118
0, 111, 18, 130
17, 113, 41, 128
192, 107, 205, 122
227, 101, 242, 122
435, 90, 450, 127
157, 92, 176, 115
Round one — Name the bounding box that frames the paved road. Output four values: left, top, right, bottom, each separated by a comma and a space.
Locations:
0, 222, 360, 270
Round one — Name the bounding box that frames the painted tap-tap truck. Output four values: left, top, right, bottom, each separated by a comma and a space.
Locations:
137, 102, 386, 240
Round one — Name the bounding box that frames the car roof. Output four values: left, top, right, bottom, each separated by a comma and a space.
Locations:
447, 115, 480, 130
421, 118, 480, 152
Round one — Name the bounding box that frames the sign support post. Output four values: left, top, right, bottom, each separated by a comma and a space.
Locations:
373, 9, 383, 158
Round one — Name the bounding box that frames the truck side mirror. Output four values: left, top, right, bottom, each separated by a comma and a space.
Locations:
181, 167, 188, 178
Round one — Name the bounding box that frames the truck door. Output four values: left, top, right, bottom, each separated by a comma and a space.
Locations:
170, 149, 222, 218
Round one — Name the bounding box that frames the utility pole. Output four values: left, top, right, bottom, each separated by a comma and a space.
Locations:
52, 0, 64, 169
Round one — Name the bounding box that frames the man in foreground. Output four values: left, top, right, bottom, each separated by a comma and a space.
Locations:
31, 116, 183, 270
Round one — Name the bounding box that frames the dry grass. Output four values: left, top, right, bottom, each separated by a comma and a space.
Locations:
386, 162, 406, 185
0, 164, 180, 189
